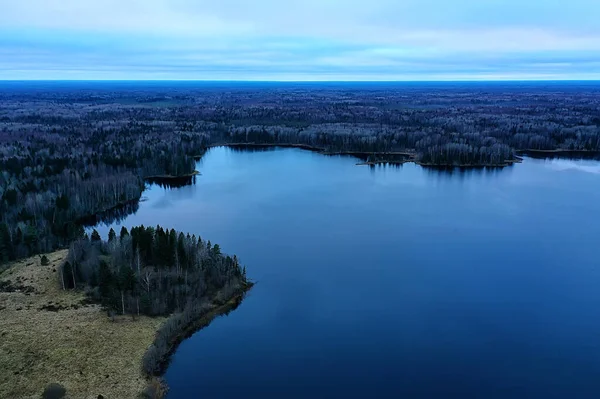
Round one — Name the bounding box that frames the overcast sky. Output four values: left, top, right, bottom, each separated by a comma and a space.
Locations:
1, 0, 599, 80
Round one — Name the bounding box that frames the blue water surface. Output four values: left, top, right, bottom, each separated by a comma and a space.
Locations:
97, 147, 600, 399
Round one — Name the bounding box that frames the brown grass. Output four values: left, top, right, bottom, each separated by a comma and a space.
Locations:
0, 251, 165, 399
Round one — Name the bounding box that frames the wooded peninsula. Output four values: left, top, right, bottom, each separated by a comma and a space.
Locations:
0, 225, 252, 398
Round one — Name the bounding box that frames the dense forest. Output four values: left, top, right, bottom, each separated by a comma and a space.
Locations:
1, 82, 599, 263
63, 225, 247, 316
0, 118, 207, 262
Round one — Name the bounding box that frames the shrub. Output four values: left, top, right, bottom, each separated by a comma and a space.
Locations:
141, 377, 167, 399
41, 383, 66, 399
40, 255, 49, 266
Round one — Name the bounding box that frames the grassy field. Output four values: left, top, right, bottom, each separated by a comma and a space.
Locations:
0, 251, 165, 399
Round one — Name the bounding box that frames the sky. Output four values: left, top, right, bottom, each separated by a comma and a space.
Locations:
1, 0, 599, 80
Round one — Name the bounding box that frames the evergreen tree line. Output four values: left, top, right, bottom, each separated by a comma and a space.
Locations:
63, 225, 248, 317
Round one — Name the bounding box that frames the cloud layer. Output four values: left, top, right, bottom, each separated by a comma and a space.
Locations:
1, 0, 599, 80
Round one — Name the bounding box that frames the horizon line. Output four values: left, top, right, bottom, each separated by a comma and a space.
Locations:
1, 79, 600, 83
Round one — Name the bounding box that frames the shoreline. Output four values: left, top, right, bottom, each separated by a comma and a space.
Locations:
212, 142, 522, 168
144, 170, 201, 180
0, 252, 254, 398
356, 158, 522, 168
206, 143, 598, 169
144, 282, 255, 397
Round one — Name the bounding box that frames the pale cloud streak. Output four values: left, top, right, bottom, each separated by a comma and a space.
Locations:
0, 0, 599, 79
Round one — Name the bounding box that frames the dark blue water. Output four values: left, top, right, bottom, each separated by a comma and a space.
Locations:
97, 147, 600, 398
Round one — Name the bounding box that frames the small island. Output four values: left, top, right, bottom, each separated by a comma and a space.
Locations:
0, 225, 252, 399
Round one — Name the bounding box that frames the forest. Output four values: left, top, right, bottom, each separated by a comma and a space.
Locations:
62, 225, 248, 316
1, 81, 599, 263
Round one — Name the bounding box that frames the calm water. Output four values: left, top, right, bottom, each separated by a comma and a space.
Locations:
97, 147, 600, 399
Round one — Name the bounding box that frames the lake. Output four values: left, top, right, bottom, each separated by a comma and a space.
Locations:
96, 146, 600, 398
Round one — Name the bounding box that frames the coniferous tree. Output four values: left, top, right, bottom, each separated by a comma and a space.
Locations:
91, 229, 101, 242
120, 226, 129, 241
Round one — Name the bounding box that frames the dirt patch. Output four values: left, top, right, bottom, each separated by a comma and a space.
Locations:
39, 303, 70, 312
0, 279, 36, 294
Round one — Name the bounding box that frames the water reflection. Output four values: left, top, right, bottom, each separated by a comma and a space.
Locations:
145, 175, 197, 188
79, 199, 139, 227
227, 144, 281, 153
423, 164, 512, 180
546, 158, 600, 174
517, 150, 600, 161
